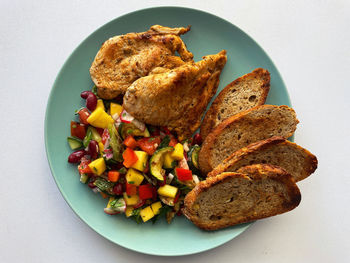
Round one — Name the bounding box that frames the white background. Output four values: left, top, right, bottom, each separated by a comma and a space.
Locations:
1, 0, 349, 262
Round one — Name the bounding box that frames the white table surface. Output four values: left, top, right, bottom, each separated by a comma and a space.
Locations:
1, 0, 349, 262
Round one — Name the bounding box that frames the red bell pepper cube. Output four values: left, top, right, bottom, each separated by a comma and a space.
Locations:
126, 183, 137, 196
108, 171, 120, 182
78, 157, 92, 174
137, 137, 161, 155
122, 148, 138, 168
138, 184, 154, 200
123, 135, 138, 149
77, 108, 90, 125
71, 121, 86, 140
175, 168, 193, 181
168, 136, 178, 147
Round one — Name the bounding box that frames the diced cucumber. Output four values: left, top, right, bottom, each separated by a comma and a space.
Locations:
118, 123, 150, 139
79, 173, 89, 184
149, 147, 174, 181
67, 136, 83, 150
188, 145, 200, 173
87, 126, 102, 142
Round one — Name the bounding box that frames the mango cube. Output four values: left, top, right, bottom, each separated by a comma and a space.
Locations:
171, 143, 184, 161
140, 206, 155, 222
96, 99, 105, 111
123, 193, 139, 206
110, 103, 123, 117
87, 107, 114, 128
163, 153, 175, 169
98, 142, 104, 155
126, 168, 144, 186
158, 185, 178, 198
131, 151, 148, 172
151, 201, 162, 215
88, 158, 106, 175
125, 206, 134, 218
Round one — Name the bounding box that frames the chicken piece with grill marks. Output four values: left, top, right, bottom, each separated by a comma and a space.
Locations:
123, 50, 227, 140
90, 25, 193, 99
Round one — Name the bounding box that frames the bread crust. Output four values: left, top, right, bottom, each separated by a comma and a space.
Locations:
198, 105, 299, 175
207, 136, 318, 182
200, 68, 270, 139
183, 164, 301, 230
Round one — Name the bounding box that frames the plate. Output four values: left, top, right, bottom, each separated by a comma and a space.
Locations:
45, 6, 291, 256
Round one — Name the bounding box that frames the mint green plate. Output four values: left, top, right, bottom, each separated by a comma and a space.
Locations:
45, 7, 291, 256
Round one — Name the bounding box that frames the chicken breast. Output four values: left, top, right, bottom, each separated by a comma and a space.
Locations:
123, 50, 227, 140
90, 25, 194, 99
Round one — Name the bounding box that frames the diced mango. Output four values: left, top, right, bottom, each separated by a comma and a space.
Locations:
126, 168, 144, 186
98, 142, 104, 155
125, 206, 134, 218
171, 143, 184, 161
88, 158, 106, 175
96, 99, 105, 111
163, 153, 175, 169
151, 201, 162, 215
87, 107, 114, 129
158, 185, 178, 198
123, 193, 139, 206
131, 151, 148, 172
140, 206, 155, 222
110, 103, 123, 117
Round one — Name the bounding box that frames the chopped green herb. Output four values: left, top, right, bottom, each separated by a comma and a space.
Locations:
91, 85, 98, 95
131, 208, 143, 224
128, 181, 134, 184
110, 198, 124, 209
118, 167, 127, 174
152, 205, 172, 224
108, 123, 123, 162
158, 135, 170, 149
83, 129, 92, 148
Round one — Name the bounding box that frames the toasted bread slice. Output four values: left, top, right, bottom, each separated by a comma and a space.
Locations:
208, 136, 318, 182
200, 68, 270, 139
183, 164, 301, 230
198, 105, 299, 174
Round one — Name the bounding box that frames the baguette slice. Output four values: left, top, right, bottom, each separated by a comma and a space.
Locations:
183, 164, 301, 230
200, 68, 270, 139
198, 105, 299, 174
208, 136, 318, 182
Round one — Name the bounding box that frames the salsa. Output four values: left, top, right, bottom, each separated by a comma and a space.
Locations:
67, 88, 203, 223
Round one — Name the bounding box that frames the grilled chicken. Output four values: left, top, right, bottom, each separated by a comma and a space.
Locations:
90, 25, 194, 99
123, 50, 227, 140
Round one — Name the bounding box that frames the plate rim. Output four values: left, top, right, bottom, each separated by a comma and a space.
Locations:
45, 6, 291, 256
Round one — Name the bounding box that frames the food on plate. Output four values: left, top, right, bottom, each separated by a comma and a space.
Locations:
123, 50, 227, 140
66, 25, 317, 229
198, 105, 299, 174
208, 136, 318, 182
67, 90, 203, 223
183, 164, 301, 230
90, 25, 194, 99
200, 68, 270, 139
